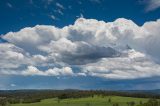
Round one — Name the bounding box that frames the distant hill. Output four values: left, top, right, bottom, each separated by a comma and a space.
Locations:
120, 89, 160, 95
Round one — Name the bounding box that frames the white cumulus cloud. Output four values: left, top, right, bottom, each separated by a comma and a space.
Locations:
1, 18, 160, 79
2, 66, 74, 76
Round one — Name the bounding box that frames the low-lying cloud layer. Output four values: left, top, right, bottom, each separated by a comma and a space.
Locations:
1, 18, 160, 79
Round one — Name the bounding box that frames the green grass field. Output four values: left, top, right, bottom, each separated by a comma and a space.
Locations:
11, 96, 149, 106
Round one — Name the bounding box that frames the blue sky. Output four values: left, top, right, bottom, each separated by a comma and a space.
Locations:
0, 0, 160, 34
0, 0, 160, 90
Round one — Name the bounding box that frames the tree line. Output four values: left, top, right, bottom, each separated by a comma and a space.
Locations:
0, 90, 160, 106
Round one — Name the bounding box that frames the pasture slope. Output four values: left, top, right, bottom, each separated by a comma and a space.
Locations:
12, 95, 148, 106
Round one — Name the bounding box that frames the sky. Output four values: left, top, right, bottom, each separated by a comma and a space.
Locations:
0, 0, 160, 90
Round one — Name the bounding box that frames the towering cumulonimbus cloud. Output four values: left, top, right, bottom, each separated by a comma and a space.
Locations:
1, 18, 160, 79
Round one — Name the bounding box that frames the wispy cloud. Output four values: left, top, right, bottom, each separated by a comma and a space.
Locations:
47, 0, 54, 5
68, 5, 72, 9
76, 13, 84, 18
43, 0, 54, 8
54, 9, 64, 15
6, 2, 13, 8
78, 1, 82, 5
143, 0, 160, 12
90, 0, 102, 3
56, 3, 65, 9
49, 15, 56, 20
10, 84, 16, 87
29, 0, 33, 4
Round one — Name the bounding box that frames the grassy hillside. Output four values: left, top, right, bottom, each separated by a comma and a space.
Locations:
12, 96, 148, 106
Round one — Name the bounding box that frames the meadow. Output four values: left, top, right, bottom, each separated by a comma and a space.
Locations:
12, 95, 148, 106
